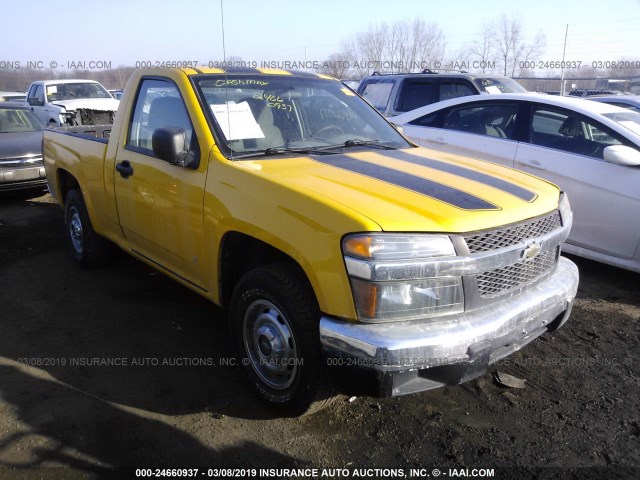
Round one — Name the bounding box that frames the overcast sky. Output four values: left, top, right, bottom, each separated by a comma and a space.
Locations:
3, 0, 639, 68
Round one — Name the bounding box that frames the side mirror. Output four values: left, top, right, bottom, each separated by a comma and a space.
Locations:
152, 127, 199, 169
28, 97, 44, 106
603, 145, 640, 166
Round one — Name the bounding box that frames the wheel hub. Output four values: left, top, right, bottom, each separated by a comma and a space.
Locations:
68, 207, 84, 254
256, 324, 283, 357
243, 299, 298, 390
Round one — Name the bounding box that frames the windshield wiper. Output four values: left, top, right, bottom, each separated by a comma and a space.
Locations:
229, 140, 399, 159
230, 145, 339, 159
342, 139, 398, 150
263, 146, 326, 156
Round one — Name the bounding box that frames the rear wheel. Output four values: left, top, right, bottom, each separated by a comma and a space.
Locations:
229, 263, 335, 416
64, 189, 112, 267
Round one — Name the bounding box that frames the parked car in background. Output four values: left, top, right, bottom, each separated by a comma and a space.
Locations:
589, 95, 640, 113
25, 79, 120, 127
108, 89, 124, 100
568, 89, 621, 98
392, 93, 640, 272
356, 70, 526, 117
0, 91, 27, 102
0, 102, 46, 191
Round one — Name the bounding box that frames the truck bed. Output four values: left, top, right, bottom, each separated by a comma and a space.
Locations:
49, 124, 113, 142
43, 128, 110, 200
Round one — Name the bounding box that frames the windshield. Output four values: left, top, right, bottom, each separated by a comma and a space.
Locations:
0, 107, 43, 133
194, 74, 410, 158
46, 82, 112, 101
474, 77, 527, 94
603, 110, 640, 136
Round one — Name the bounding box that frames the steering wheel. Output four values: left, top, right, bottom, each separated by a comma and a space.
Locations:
311, 125, 344, 139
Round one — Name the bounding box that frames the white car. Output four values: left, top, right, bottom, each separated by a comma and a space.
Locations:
392, 93, 640, 272
25, 79, 119, 127
0, 91, 27, 102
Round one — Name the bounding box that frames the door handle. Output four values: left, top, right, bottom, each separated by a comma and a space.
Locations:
116, 160, 134, 179
427, 137, 447, 145
521, 160, 546, 170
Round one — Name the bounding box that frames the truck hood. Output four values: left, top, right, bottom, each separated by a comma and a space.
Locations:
51, 98, 119, 112
0, 131, 43, 159
240, 147, 561, 233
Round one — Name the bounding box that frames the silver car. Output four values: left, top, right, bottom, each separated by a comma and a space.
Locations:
0, 102, 47, 192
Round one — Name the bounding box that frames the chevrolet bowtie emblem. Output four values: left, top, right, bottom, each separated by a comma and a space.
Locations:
521, 243, 541, 261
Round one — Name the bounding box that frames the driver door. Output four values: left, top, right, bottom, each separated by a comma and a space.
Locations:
27, 84, 48, 125
113, 77, 208, 289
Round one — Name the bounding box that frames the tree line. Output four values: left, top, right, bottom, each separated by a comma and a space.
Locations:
319, 14, 547, 78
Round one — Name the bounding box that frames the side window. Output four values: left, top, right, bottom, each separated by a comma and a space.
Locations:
530, 107, 622, 159
27, 85, 37, 102
397, 81, 436, 112
127, 79, 194, 155
359, 81, 394, 112
586, 123, 621, 144
531, 110, 565, 135
442, 103, 519, 139
439, 81, 475, 102
408, 111, 441, 128
34, 85, 45, 104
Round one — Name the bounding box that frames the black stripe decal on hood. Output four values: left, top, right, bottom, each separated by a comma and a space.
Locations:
383, 149, 537, 202
312, 155, 498, 210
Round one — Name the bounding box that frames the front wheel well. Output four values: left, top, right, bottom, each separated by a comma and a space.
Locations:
218, 232, 313, 309
57, 169, 80, 207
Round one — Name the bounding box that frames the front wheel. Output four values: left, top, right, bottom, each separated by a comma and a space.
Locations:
229, 264, 335, 416
63, 189, 113, 268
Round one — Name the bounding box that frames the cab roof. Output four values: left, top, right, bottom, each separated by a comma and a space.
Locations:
33, 79, 102, 85
178, 67, 338, 80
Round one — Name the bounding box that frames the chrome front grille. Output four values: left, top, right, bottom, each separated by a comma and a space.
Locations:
476, 248, 558, 297
464, 211, 562, 253
0, 155, 44, 169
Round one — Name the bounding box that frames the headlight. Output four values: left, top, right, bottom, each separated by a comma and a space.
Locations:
344, 234, 455, 260
343, 234, 463, 323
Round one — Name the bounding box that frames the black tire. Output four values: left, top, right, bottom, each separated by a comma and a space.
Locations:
63, 189, 112, 268
229, 263, 335, 416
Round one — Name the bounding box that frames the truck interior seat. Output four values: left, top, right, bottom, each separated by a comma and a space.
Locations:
146, 96, 193, 150
230, 98, 284, 151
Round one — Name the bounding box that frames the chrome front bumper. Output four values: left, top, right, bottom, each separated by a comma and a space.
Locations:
320, 256, 579, 396
0, 165, 47, 190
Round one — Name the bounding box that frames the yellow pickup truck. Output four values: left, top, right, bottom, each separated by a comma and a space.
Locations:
44, 67, 579, 415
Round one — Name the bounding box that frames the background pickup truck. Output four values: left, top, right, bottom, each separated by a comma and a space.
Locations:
26, 79, 119, 127
43, 67, 579, 415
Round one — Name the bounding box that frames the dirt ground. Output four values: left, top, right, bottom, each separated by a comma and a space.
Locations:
0, 190, 638, 480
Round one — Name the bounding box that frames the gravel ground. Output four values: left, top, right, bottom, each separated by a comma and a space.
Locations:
0, 190, 638, 480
